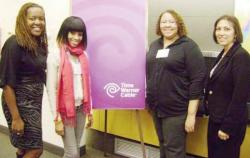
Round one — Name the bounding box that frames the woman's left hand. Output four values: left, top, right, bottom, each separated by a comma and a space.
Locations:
185, 114, 196, 133
218, 130, 229, 140
86, 114, 93, 128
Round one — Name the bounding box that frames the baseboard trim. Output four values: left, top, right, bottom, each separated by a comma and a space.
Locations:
0, 125, 85, 156
43, 141, 64, 156
86, 129, 205, 158
0, 124, 9, 134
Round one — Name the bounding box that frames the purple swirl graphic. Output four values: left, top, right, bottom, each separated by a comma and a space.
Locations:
73, 0, 146, 109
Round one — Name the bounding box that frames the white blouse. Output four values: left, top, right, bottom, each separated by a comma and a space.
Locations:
68, 52, 84, 106
210, 53, 226, 78
46, 48, 84, 119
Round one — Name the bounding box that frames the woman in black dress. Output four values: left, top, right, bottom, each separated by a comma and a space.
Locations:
0, 2, 47, 158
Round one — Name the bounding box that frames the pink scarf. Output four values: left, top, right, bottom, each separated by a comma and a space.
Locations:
57, 44, 91, 126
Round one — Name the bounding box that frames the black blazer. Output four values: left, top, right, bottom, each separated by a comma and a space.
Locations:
205, 43, 250, 135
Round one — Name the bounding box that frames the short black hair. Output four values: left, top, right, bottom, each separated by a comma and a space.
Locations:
57, 16, 87, 49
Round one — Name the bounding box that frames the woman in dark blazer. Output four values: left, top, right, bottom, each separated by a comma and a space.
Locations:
206, 15, 250, 158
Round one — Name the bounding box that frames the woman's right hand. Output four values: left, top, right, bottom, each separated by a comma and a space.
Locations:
12, 117, 24, 136
3, 86, 24, 136
218, 130, 229, 140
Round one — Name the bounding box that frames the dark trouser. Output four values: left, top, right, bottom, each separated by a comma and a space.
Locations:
152, 112, 186, 158
207, 120, 247, 158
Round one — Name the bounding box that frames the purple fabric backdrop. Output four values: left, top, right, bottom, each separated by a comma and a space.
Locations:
73, 0, 146, 109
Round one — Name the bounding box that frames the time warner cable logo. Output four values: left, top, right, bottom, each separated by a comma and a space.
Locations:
104, 82, 140, 98
103, 83, 120, 98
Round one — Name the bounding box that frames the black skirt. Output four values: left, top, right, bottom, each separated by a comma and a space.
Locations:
2, 81, 44, 149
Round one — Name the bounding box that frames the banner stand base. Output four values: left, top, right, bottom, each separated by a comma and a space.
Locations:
102, 109, 147, 158
104, 109, 109, 157
135, 109, 147, 158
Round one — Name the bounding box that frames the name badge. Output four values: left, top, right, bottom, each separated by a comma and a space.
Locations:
156, 49, 169, 58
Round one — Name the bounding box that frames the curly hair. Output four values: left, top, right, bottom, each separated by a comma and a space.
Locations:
156, 10, 187, 37
15, 2, 48, 54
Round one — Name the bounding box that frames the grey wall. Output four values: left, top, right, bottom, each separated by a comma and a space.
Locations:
148, 0, 235, 52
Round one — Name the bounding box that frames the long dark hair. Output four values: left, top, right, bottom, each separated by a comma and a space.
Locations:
15, 2, 48, 54
57, 16, 87, 49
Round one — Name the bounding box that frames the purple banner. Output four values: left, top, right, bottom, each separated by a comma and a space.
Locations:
73, 0, 146, 109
